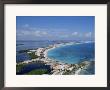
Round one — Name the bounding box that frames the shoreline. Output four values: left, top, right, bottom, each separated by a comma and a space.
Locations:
43, 41, 94, 62
43, 42, 79, 58
16, 41, 95, 75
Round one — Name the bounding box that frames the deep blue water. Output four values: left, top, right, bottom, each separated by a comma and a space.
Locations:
16, 52, 31, 63
47, 43, 95, 64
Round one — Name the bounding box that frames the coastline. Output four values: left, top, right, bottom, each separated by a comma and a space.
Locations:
43, 46, 56, 58
16, 41, 95, 75
43, 42, 78, 58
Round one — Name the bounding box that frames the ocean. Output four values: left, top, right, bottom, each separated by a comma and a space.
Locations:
47, 42, 95, 74
16, 41, 95, 75
47, 42, 95, 64
16, 40, 73, 62
16, 41, 95, 64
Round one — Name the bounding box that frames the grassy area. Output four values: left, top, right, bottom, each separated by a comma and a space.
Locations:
26, 69, 48, 75
28, 52, 38, 59
16, 64, 26, 73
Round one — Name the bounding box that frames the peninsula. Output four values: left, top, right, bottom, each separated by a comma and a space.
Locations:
16, 42, 94, 75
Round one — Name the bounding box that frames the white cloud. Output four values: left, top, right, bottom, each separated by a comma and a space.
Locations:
34, 31, 41, 36
72, 32, 78, 36
34, 31, 47, 36
34, 31, 40, 34
21, 31, 30, 35
17, 30, 48, 37
85, 32, 92, 37
42, 32, 47, 35
17, 25, 51, 39
23, 24, 29, 28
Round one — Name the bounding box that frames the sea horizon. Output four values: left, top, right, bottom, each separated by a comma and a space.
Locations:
16, 16, 95, 75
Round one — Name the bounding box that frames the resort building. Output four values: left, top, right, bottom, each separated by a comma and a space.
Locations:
35, 48, 44, 56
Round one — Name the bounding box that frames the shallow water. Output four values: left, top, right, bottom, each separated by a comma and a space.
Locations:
47, 43, 95, 64
16, 40, 78, 62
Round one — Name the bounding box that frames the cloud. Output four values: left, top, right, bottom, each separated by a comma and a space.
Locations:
72, 32, 78, 36
22, 31, 31, 35
34, 31, 48, 37
85, 32, 92, 37
17, 29, 48, 37
17, 24, 49, 37
34, 31, 41, 36
42, 32, 47, 35
23, 24, 29, 28
17, 25, 94, 40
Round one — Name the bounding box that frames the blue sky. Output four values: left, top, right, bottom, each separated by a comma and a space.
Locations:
16, 16, 95, 41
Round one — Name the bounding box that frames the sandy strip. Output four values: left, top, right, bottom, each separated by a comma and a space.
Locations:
43, 47, 56, 58
43, 42, 77, 58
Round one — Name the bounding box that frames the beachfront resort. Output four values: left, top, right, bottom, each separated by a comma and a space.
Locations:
16, 16, 95, 75
16, 42, 95, 75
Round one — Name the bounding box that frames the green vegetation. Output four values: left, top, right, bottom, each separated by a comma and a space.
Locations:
26, 69, 48, 75
28, 52, 38, 59
16, 64, 26, 73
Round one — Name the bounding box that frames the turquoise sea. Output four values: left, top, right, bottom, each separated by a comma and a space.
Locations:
16, 41, 95, 75
47, 42, 95, 64
16, 40, 78, 62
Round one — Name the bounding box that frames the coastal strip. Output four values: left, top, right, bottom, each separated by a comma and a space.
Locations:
16, 42, 94, 75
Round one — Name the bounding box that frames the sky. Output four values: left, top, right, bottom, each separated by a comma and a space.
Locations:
16, 16, 95, 41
